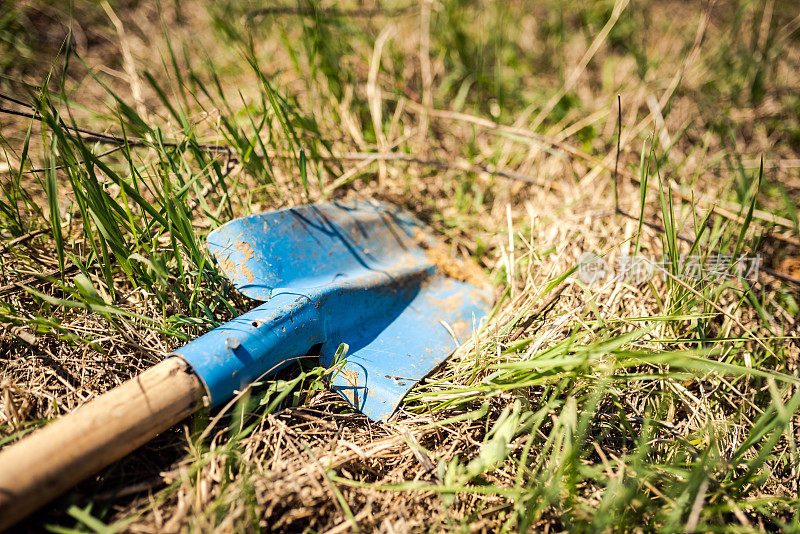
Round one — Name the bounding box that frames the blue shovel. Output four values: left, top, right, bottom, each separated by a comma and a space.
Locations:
0, 199, 491, 529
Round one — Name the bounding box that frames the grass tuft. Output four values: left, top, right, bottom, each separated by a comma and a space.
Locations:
0, 0, 799, 531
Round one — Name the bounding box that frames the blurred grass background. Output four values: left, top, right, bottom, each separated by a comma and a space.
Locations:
1, 0, 800, 531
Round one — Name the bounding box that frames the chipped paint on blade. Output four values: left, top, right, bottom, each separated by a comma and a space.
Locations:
173, 199, 491, 421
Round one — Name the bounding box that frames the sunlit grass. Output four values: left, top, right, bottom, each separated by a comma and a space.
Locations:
0, 0, 798, 531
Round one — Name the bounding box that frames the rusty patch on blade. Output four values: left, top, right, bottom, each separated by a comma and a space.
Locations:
413, 229, 486, 287
218, 254, 239, 279
234, 240, 255, 261
234, 240, 256, 283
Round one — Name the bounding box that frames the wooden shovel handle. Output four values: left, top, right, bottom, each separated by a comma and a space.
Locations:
0, 358, 204, 530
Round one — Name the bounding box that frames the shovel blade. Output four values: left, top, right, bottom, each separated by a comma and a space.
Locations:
322, 273, 486, 419
183, 199, 491, 420
206, 199, 434, 301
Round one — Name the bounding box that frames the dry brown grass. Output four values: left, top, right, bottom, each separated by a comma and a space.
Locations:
1, 0, 800, 531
